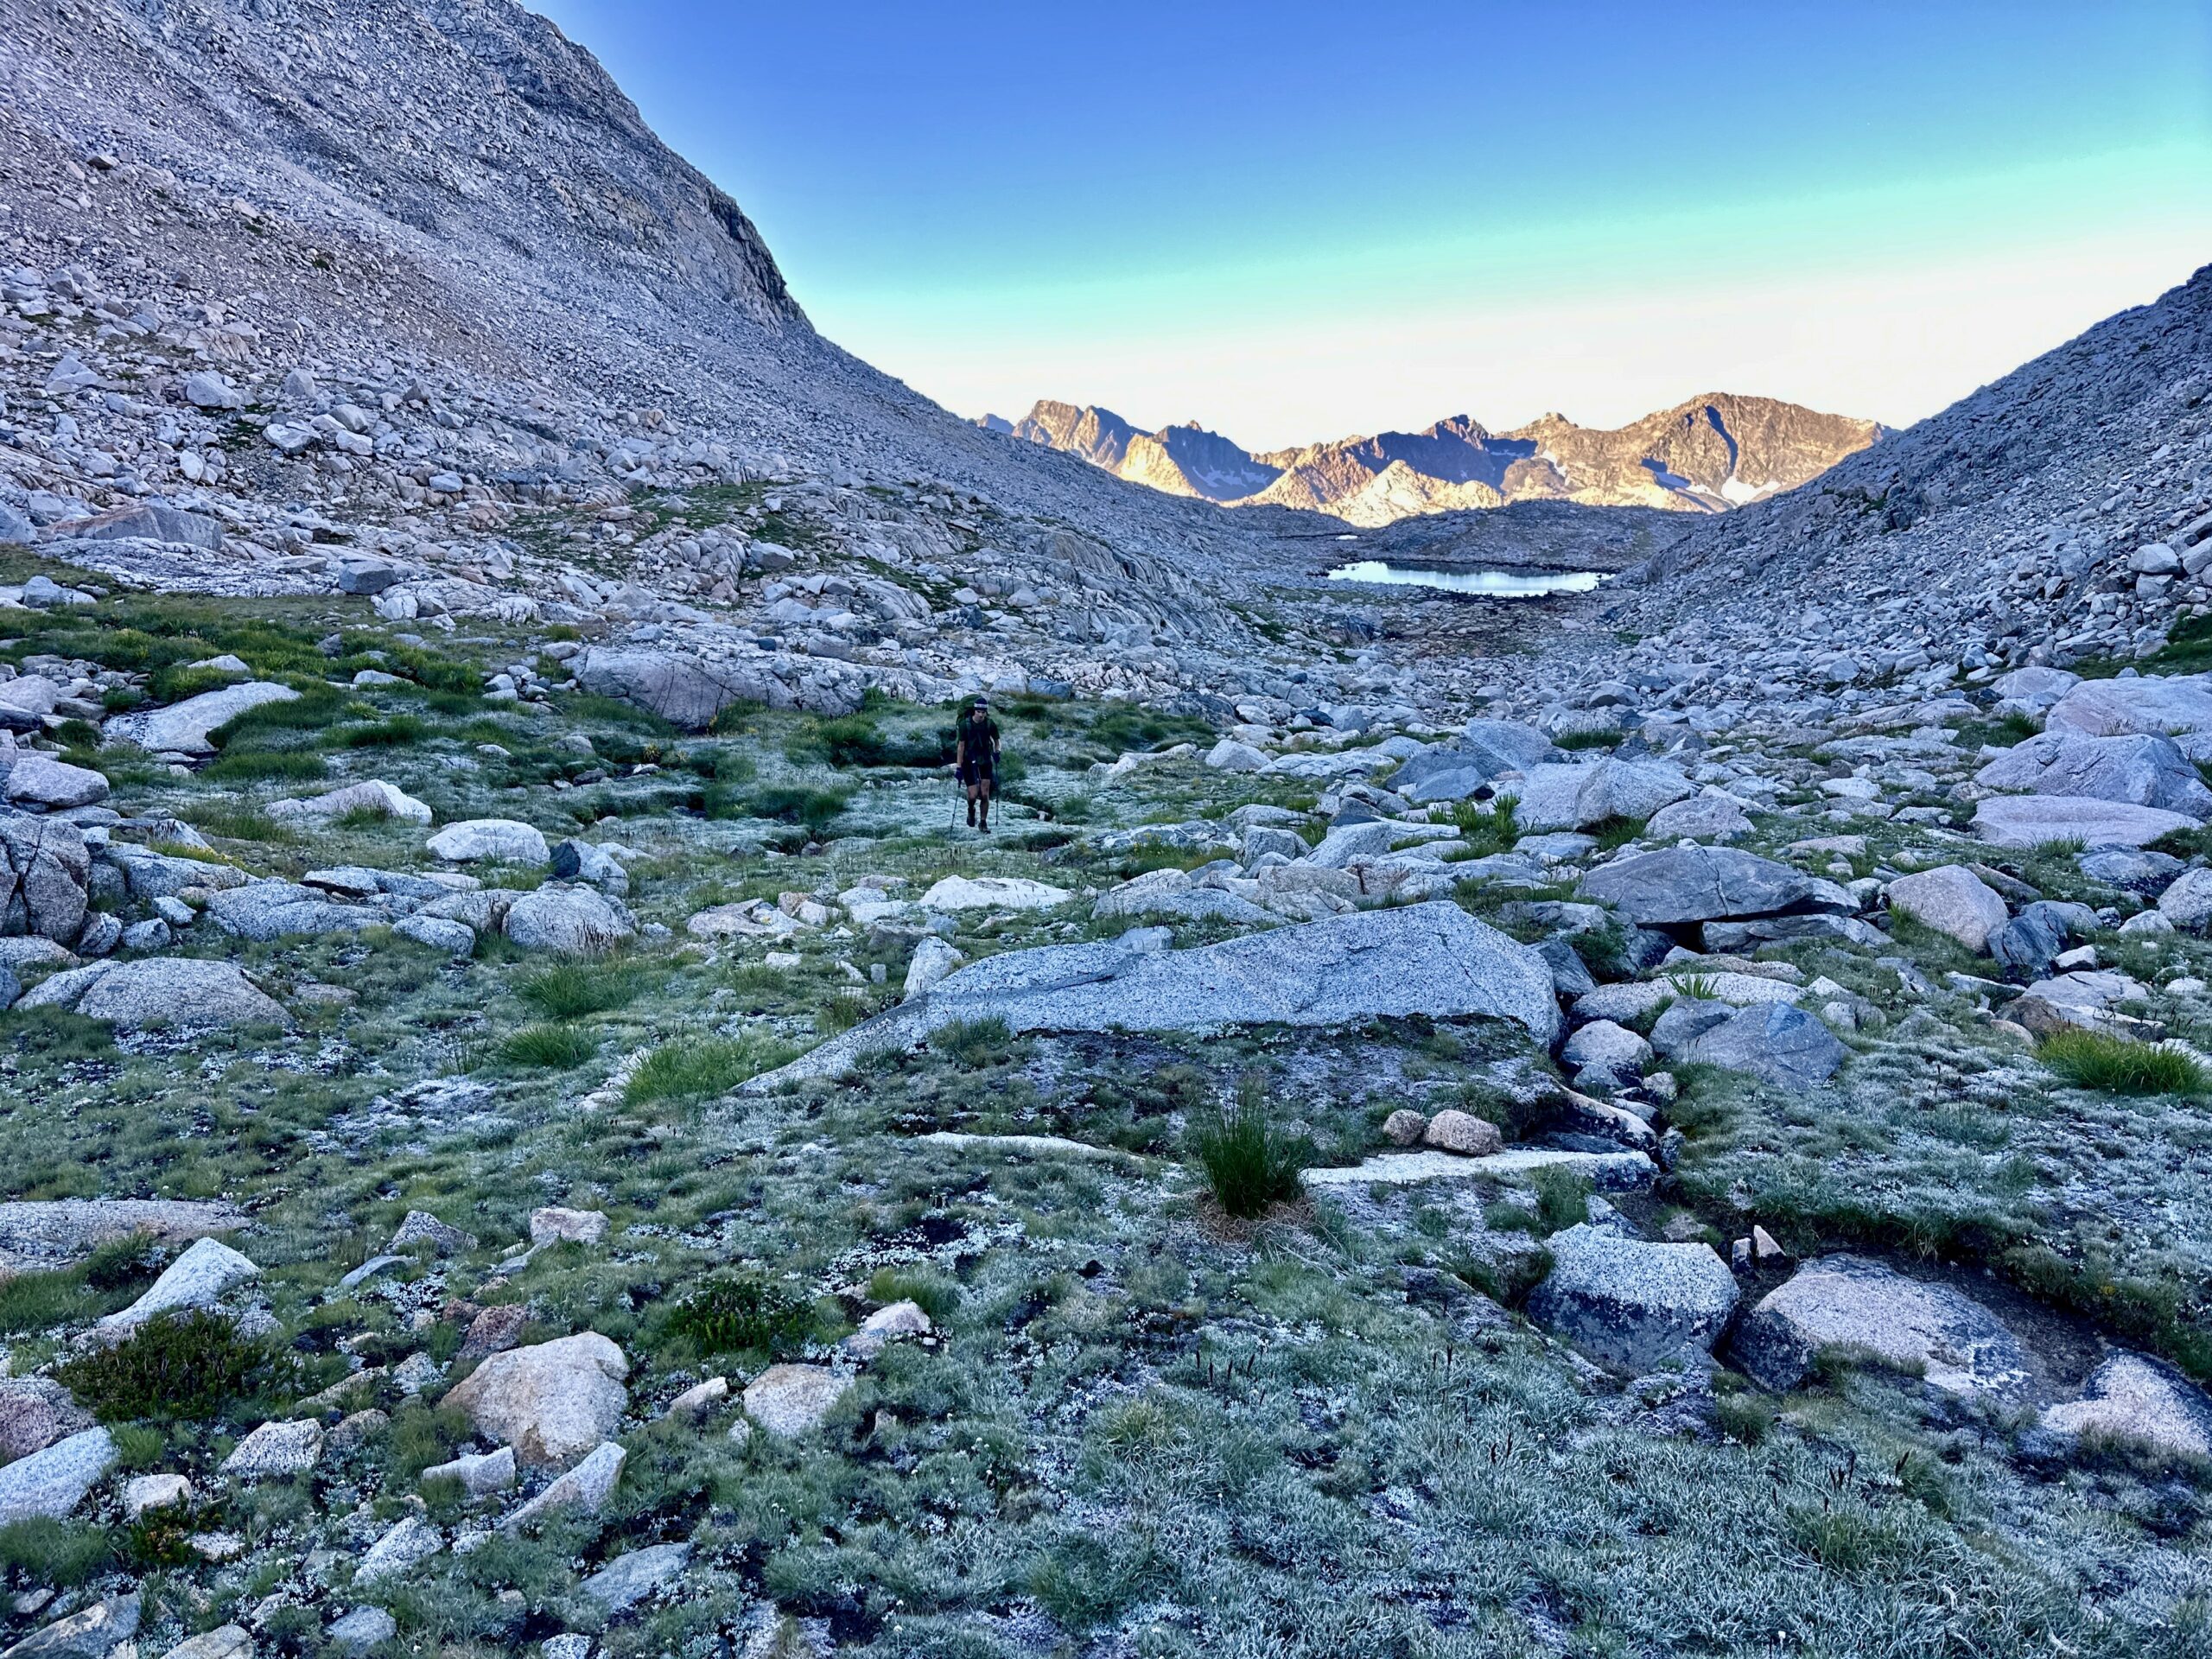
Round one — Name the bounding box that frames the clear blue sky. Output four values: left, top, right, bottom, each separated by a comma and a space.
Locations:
533, 1, 2212, 448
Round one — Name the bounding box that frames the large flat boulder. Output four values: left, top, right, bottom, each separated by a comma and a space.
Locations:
2045, 673, 2212, 756
575, 646, 861, 725
103, 683, 300, 757
1732, 1255, 2031, 1395
1971, 795, 2196, 849
1511, 760, 1694, 833
1580, 846, 1815, 927
1974, 730, 2212, 816
205, 882, 376, 941
427, 819, 549, 865
1679, 1002, 1846, 1088
62, 499, 222, 551
1526, 1225, 1738, 1370
28, 959, 289, 1030
746, 901, 1562, 1092
918, 875, 1070, 912
3, 755, 110, 811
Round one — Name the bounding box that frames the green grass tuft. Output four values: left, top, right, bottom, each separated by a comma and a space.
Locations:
2038, 1030, 2207, 1096
516, 962, 639, 1020
929, 1016, 1012, 1066
1532, 1165, 1592, 1233
1189, 1082, 1309, 1219
624, 1033, 795, 1106
498, 1024, 598, 1069
1449, 794, 1519, 858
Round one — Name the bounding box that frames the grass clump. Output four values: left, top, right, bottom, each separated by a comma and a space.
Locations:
0, 1519, 115, 1588
56, 1311, 283, 1421
868, 1265, 959, 1322
735, 785, 850, 835
930, 1016, 1012, 1066
1531, 1166, 1592, 1233
498, 1024, 598, 1069
1189, 1080, 1309, 1219
199, 749, 327, 785
1449, 794, 1519, 858
2038, 1030, 2207, 1096
624, 1033, 793, 1106
664, 1275, 813, 1357
517, 962, 639, 1020
178, 800, 293, 842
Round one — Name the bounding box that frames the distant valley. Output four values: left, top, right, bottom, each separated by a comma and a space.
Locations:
980, 392, 1885, 524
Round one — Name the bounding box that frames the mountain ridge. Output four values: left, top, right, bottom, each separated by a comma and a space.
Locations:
980, 392, 1885, 524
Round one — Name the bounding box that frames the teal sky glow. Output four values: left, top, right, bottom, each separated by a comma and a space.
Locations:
533, 1, 2212, 448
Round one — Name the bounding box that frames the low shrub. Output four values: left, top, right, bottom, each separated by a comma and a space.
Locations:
817, 993, 880, 1034
664, 1275, 813, 1357
179, 801, 294, 842
199, 750, 327, 785
339, 715, 426, 747
1189, 1081, 1309, 1219
739, 785, 851, 836
1453, 1248, 1551, 1307
57, 1311, 283, 1421
2039, 1030, 2207, 1096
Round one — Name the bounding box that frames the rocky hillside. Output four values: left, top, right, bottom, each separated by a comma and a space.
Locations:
1618, 263, 2212, 674
0, 0, 1298, 575
982, 394, 1882, 524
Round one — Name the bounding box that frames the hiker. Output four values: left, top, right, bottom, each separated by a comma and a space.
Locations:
953, 696, 1001, 832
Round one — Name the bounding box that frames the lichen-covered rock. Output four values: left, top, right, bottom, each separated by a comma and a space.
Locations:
1526, 1226, 1738, 1370
0, 1427, 115, 1525
1885, 864, 2009, 952
0, 1379, 92, 1465
98, 1236, 261, 1334
0, 815, 88, 944
742, 1364, 851, 1436
502, 885, 635, 955
442, 1332, 628, 1465
1732, 1255, 2031, 1395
